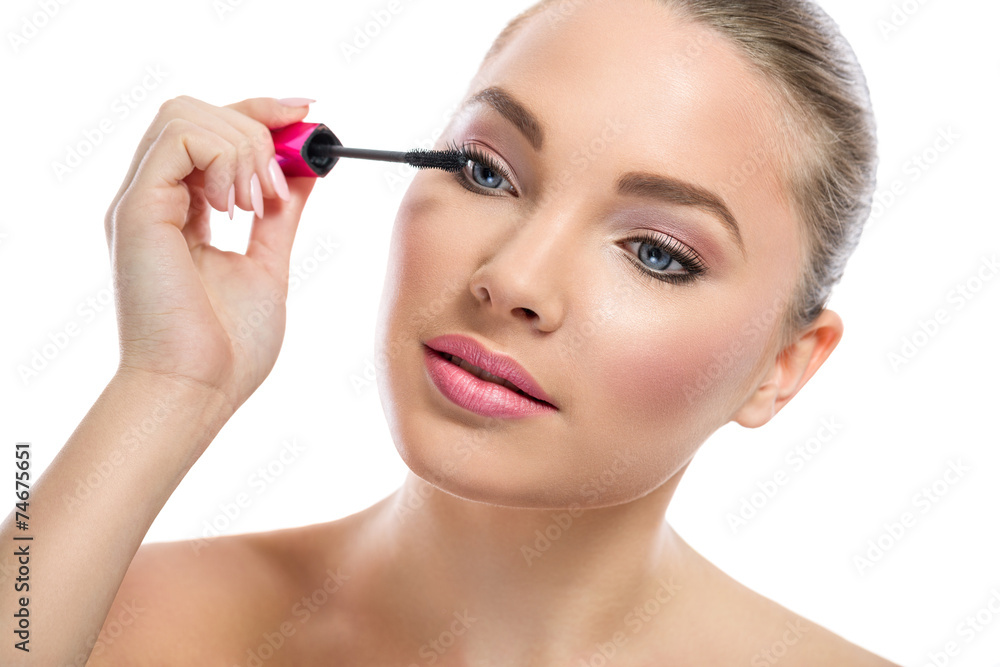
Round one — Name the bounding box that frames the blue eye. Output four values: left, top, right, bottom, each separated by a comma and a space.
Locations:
469, 161, 511, 190
622, 232, 706, 285
446, 141, 518, 197
637, 240, 683, 272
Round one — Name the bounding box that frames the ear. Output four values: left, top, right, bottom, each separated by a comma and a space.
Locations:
730, 308, 844, 429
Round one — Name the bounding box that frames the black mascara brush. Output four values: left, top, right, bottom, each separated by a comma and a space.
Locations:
270, 121, 467, 178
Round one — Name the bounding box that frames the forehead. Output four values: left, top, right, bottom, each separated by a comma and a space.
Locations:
466, 0, 799, 250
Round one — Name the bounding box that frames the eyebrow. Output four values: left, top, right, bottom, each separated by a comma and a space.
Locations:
461, 86, 545, 151
617, 173, 746, 256
462, 86, 745, 256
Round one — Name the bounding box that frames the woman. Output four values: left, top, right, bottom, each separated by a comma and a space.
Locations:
1, 0, 901, 664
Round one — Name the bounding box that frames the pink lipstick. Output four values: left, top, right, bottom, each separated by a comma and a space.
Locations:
423, 334, 557, 419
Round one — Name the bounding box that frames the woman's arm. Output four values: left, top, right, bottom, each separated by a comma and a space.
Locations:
0, 94, 317, 665
0, 368, 232, 665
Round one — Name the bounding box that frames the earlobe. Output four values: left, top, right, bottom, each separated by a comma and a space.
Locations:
730, 309, 844, 429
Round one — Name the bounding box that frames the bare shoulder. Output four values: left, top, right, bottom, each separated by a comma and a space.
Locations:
85, 523, 330, 666
685, 552, 901, 667
737, 593, 901, 667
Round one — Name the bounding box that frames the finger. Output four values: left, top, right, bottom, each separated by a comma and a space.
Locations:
176, 96, 309, 210
181, 185, 213, 252
224, 96, 313, 131
108, 96, 309, 219
245, 176, 317, 280
224, 96, 313, 198
108, 97, 201, 213
116, 118, 236, 238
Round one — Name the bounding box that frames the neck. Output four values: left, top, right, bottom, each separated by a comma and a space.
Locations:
348, 463, 693, 663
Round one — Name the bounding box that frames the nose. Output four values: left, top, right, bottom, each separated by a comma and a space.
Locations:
468, 206, 576, 332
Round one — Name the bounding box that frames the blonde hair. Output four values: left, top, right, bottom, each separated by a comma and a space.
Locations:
482, 0, 878, 349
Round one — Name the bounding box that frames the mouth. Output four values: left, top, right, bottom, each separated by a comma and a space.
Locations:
434, 350, 549, 404
423, 334, 558, 409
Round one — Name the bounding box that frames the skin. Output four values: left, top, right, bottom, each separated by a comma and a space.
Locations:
89, 0, 899, 664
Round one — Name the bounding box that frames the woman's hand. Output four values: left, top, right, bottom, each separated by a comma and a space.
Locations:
104, 95, 317, 414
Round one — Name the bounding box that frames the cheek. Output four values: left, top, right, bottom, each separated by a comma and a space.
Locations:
377, 187, 448, 366
595, 325, 721, 428
377, 180, 491, 393
390, 191, 448, 287
381, 184, 470, 317
586, 298, 768, 442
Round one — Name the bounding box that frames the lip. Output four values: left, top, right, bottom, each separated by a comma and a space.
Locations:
423, 334, 558, 417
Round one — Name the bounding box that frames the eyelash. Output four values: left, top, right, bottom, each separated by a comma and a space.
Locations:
445, 140, 518, 198
621, 231, 707, 285
444, 141, 706, 285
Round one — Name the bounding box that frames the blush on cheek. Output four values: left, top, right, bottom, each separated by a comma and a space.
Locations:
593, 320, 760, 430
601, 335, 707, 420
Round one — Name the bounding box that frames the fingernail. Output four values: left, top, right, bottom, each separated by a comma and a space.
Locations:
277, 97, 315, 107
250, 173, 264, 219
227, 183, 235, 220
268, 156, 290, 202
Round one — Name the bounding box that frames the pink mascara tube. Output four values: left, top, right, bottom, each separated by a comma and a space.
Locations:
270, 122, 467, 177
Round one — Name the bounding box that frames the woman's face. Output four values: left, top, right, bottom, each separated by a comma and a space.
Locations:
375, 0, 804, 508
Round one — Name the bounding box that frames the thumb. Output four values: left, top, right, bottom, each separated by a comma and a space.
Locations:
245, 175, 317, 281
224, 96, 314, 130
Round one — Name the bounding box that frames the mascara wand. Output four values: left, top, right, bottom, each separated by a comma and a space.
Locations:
270, 121, 466, 178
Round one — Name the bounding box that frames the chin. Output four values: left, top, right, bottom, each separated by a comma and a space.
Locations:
384, 403, 669, 512
386, 407, 575, 508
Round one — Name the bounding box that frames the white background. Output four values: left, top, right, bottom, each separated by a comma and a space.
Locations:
2, 0, 998, 664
